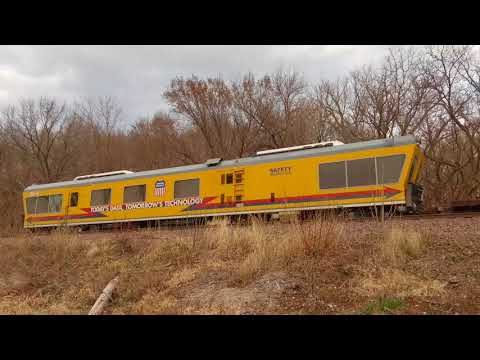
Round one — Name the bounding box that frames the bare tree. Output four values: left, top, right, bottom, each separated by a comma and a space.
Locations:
231, 73, 278, 150
313, 78, 372, 142
164, 76, 238, 158
232, 71, 309, 150
2, 98, 72, 183
423, 46, 480, 153
349, 48, 434, 138
128, 112, 181, 170
421, 46, 480, 201
72, 96, 124, 171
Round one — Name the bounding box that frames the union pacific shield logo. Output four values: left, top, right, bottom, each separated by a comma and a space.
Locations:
154, 180, 166, 197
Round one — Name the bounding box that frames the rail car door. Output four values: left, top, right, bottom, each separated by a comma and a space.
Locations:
64, 191, 71, 226
220, 169, 245, 207
65, 190, 79, 226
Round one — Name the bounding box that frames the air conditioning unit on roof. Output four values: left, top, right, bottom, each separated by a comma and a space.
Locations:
255, 141, 344, 156
74, 170, 134, 181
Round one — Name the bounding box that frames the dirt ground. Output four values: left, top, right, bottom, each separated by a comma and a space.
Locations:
0, 217, 478, 315
169, 218, 479, 315
280, 218, 480, 315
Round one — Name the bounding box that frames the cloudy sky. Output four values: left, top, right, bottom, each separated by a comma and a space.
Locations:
0, 45, 398, 125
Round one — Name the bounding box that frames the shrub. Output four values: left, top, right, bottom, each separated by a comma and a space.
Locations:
381, 227, 425, 266
359, 297, 404, 315
354, 268, 446, 299
293, 212, 344, 257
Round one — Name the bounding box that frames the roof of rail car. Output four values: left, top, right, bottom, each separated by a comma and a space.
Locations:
24, 135, 418, 192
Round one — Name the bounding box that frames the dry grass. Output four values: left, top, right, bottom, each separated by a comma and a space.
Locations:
380, 226, 426, 266
237, 219, 277, 281
0, 214, 346, 314
293, 212, 345, 257
354, 267, 446, 299
349, 225, 445, 303
209, 218, 253, 260
166, 267, 199, 288
119, 291, 179, 315
0, 215, 475, 314
237, 213, 345, 283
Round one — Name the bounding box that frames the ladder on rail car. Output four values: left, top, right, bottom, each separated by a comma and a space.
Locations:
234, 170, 245, 203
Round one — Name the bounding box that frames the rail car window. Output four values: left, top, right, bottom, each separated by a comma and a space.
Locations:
70, 192, 79, 207
319, 161, 346, 189
174, 178, 199, 199
26, 197, 37, 214
48, 194, 63, 213
123, 185, 146, 203
91, 189, 111, 206
226, 174, 233, 184
376, 154, 406, 184
347, 158, 376, 187
26, 194, 63, 214
36, 196, 49, 213
221, 174, 225, 185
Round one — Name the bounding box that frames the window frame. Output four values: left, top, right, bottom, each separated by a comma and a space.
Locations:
376, 154, 406, 185
48, 194, 63, 213
319, 153, 406, 190
346, 157, 377, 187
26, 194, 64, 214
70, 192, 79, 207
90, 188, 112, 207
35, 195, 50, 214
319, 160, 347, 190
123, 184, 146, 204
26, 197, 37, 215
174, 178, 200, 199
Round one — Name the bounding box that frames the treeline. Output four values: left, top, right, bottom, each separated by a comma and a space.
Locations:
1, 45, 479, 229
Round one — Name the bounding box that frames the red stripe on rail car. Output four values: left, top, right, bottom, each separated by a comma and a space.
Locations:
25, 208, 107, 223
183, 187, 401, 212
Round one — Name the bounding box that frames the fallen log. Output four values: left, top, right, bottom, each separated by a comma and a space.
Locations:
88, 276, 119, 315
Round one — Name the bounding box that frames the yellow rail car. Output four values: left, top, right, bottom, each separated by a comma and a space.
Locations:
23, 135, 424, 229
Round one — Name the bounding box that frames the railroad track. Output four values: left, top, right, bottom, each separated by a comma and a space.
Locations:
346, 210, 480, 222
22, 210, 480, 237
394, 211, 480, 220
84, 210, 480, 234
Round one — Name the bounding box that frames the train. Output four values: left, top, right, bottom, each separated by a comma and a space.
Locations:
22, 135, 425, 229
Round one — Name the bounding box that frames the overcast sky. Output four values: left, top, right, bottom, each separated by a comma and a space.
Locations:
0, 45, 399, 125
